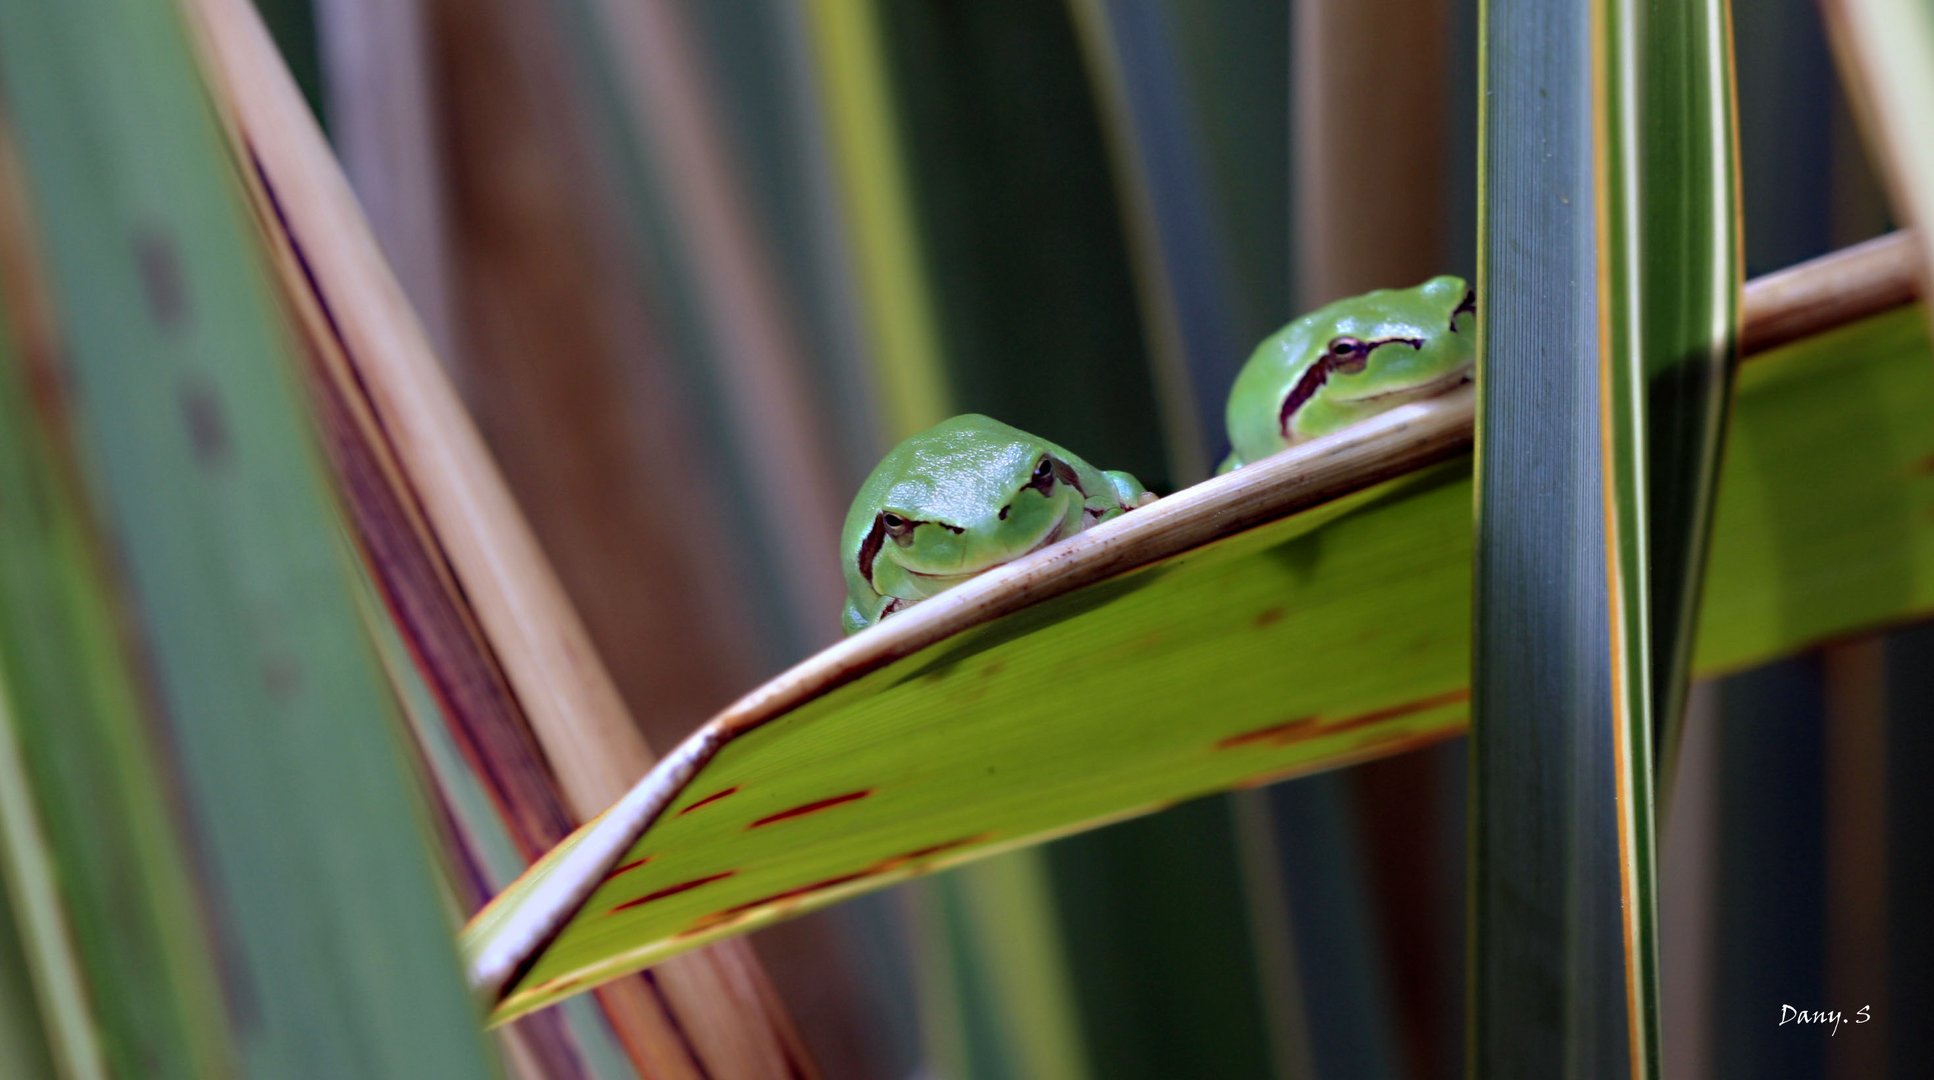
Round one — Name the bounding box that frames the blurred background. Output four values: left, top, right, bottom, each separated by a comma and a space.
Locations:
227, 0, 1916, 1076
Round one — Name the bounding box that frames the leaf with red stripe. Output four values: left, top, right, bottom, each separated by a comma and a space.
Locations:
467, 243, 1934, 1024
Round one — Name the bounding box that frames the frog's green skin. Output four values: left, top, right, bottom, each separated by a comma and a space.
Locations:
842, 414, 1153, 635
1220, 275, 1475, 472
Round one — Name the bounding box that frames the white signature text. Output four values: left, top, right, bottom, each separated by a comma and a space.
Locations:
1779, 1004, 1872, 1036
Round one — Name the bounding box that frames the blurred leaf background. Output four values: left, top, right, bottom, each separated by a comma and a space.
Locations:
0, 0, 1928, 1077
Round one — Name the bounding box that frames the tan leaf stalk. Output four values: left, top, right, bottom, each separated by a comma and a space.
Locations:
181, 0, 814, 1075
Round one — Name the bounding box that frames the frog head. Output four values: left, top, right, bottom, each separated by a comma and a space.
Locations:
841, 415, 1100, 627
1223, 275, 1475, 467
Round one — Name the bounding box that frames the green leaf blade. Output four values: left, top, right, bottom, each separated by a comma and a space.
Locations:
0, 303, 232, 1079
1601, 0, 1742, 1072
469, 254, 1933, 1028
0, 2, 494, 1073
0, 874, 57, 1080
1630, 0, 1744, 786
1471, 0, 1640, 1069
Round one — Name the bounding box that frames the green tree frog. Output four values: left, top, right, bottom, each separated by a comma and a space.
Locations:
1220, 275, 1475, 471
842, 414, 1155, 635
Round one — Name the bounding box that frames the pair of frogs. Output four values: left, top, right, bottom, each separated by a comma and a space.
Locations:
842, 275, 1476, 634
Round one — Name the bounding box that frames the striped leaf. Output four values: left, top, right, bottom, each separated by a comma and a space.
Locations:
0, 266, 230, 1077
1469, 0, 1637, 1067
466, 244, 1930, 1022
0, 875, 57, 1079
1472, 0, 1738, 1072
0, 0, 494, 1073
185, 0, 815, 1074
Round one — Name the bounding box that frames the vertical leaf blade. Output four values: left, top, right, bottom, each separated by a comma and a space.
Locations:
0, 665, 108, 1080
1604, 0, 1740, 1068
1632, 0, 1743, 787
1476, 0, 1735, 1072
1600, 2, 1661, 1064
186, 0, 821, 1074
0, 874, 57, 1080
0, 1, 495, 1073
0, 257, 232, 1077
805, 0, 950, 440
1472, 0, 1652, 1073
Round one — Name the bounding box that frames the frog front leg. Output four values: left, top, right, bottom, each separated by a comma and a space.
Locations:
842, 593, 904, 635
1096, 469, 1157, 518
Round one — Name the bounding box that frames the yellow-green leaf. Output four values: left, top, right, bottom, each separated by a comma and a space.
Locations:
467, 244, 1930, 1022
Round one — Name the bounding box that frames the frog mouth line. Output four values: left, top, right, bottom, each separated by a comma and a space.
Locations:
900, 519, 1067, 584
1279, 335, 1426, 435
1333, 361, 1475, 406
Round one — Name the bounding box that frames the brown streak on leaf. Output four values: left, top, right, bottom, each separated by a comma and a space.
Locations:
609, 871, 738, 914
1217, 717, 1318, 749
745, 790, 872, 829
1216, 688, 1470, 751
1322, 688, 1470, 736
675, 786, 741, 817
605, 855, 655, 880
676, 914, 742, 939
869, 834, 990, 872
721, 873, 873, 917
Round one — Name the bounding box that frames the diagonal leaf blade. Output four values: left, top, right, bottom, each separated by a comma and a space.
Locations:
0, 250, 231, 1077
469, 244, 1930, 1022
184, 0, 818, 1074
0, 1, 495, 1073
0, 873, 57, 1080
0, 662, 108, 1080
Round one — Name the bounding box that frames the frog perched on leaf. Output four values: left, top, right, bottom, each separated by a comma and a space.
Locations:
1221, 275, 1475, 472
841, 414, 1155, 635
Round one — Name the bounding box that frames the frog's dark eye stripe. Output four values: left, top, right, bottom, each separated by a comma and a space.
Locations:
1452, 287, 1477, 330
1024, 455, 1088, 499
860, 511, 965, 583
1278, 335, 1428, 436
1051, 458, 1085, 495
1279, 359, 1335, 433
857, 515, 887, 586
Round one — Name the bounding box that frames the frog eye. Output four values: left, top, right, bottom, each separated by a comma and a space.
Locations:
880, 511, 914, 538
1328, 336, 1370, 373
